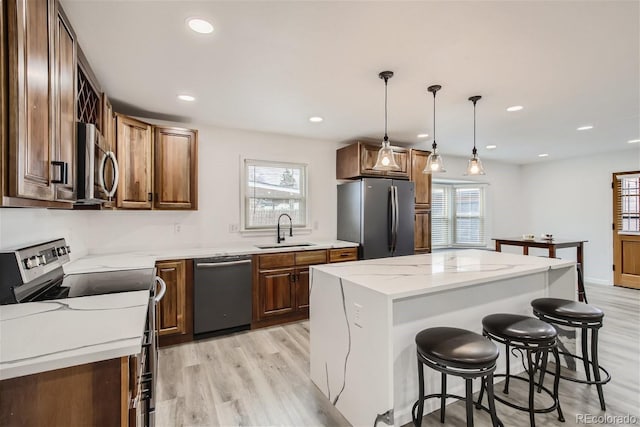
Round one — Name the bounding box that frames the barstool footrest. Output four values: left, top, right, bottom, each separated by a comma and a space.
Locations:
540, 350, 611, 385
491, 374, 562, 416
412, 393, 504, 426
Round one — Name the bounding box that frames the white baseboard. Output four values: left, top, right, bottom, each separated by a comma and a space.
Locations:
584, 277, 611, 286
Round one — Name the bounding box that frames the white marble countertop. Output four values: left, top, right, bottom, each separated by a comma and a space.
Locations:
64, 240, 359, 274
0, 291, 149, 380
312, 249, 575, 300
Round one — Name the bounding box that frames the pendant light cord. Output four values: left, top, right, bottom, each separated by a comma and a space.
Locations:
384, 77, 389, 141
432, 90, 437, 150
473, 99, 477, 151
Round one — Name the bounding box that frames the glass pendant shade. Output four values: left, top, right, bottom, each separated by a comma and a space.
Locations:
465, 154, 485, 175
374, 138, 400, 170
425, 147, 446, 173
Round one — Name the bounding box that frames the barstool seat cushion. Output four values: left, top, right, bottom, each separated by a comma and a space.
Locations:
482, 313, 557, 342
415, 327, 499, 369
531, 298, 604, 321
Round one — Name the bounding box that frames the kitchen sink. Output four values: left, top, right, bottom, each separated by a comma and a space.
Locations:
255, 243, 316, 249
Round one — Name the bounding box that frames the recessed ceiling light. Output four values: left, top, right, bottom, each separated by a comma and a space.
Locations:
577, 125, 593, 131
486, 145, 497, 150
628, 139, 640, 144
177, 94, 195, 102
417, 133, 429, 138
187, 18, 214, 34
506, 105, 523, 112
309, 116, 323, 123
538, 153, 549, 158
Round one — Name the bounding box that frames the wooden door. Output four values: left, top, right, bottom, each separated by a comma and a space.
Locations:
295, 267, 310, 310
153, 127, 198, 210
258, 268, 295, 318
414, 210, 431, 254
7, 0, 56, 200
410, 149, 432, 208
52, 8, 76, 201
116, 114, 152, 209
156, 260, 187, 336
1, 0, 6, 203
613, 171, 640, 289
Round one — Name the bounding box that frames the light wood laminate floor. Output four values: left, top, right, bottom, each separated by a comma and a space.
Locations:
156, 285, 639, 426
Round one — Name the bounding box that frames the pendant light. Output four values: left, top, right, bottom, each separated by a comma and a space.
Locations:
465, 95, 486, 175
373, 71, 400, 171
423, 85, 446, 173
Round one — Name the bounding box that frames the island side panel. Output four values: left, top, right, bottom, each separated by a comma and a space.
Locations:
309, 269, 393, 427
391, 270, 575, 426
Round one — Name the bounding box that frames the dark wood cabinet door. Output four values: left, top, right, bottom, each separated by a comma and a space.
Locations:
0, 0, 6, 203
53, 9, 76, 201
414, 210, 432, 254
410, 149, 432, 208
7, 0, 55, 201
153, 127, 198, 210
295, 268, 310, 310
116, 114, 152, 209
259, 268, 295, 318
156, 260, 187, 336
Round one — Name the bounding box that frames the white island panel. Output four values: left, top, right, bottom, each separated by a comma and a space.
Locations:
310, 250, 576, 427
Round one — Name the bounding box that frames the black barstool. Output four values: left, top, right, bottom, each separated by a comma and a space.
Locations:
478, 314, 564, 427
531, 298, 609, 410
412, 327, 501, 427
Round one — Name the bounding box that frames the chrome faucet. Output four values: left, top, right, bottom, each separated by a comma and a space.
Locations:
277, 213, 293, 244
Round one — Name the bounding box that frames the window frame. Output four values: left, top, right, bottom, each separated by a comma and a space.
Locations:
431, 182, 487, 249
241, 159, 309, 231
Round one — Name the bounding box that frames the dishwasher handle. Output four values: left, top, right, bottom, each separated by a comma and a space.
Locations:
196, 260, 252, 268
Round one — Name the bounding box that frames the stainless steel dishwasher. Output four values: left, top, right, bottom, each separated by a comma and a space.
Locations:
194, 255, 252, 336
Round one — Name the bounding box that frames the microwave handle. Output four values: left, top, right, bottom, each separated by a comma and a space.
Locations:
154, 276, 167, 303
99, 151, 119, 199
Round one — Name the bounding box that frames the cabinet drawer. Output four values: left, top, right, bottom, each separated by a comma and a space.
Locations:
294, 250, 327, 266
259, 253, 296, 269
329, 248, 358, 263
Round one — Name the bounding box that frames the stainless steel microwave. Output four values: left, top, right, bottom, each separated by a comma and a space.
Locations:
76, 122, 119, 204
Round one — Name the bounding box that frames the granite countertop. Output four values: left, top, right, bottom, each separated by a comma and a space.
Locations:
0, 291, 149, 380
311, 249, 575, 300
64, 240, 359, 274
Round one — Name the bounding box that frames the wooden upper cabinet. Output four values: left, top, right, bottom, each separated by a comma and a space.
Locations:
410, 149, 432, 208
336, 140, 409, 180
52, 7, 77, 202
153, 127, 198, 210
1, 0, 6, 203
116, 114, 152, 209
7, 0, 56, 201
102, 94, 115, 153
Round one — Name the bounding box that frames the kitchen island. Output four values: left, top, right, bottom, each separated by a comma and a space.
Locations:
309, 250, 576, 427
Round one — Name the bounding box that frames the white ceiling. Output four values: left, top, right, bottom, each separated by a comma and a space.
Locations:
61, 0, 640, 165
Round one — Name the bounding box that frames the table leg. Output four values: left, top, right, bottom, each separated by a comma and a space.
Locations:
495, 241, 502, 252
577, 243, 584, 270
523, 246, 529, 255
549, 246, 556, 258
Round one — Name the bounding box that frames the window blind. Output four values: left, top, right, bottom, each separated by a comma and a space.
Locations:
431, 186, 450, 246
616, 174, 640, 233
432, 183, 486, 248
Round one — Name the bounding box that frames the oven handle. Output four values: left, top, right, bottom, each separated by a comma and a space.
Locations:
196, 260, 251, 268
154, 276, 167, 302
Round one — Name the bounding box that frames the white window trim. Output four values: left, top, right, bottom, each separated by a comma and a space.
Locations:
432, 182, 488, 249
240, 158, 311, 234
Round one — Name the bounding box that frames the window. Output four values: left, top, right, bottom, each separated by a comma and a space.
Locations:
243, 160, 308, 230
431, 183, 486, 247
617, 174, 640, 233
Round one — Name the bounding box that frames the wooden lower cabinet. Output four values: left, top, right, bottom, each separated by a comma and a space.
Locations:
156, 259, 193, 347
252, 248, 357, 328
414, 210, 432, 254
0, 356, 140, 427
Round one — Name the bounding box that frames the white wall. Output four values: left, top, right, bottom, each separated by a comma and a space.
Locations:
521, 147, 640, 285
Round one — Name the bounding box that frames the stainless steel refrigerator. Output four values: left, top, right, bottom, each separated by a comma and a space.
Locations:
337, 178, 415, 259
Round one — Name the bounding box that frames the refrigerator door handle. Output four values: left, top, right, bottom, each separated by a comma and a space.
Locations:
388, 186, 395, 252
393, 185, 399, 253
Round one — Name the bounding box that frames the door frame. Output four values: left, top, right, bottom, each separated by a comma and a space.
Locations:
613, 170, 640, 288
